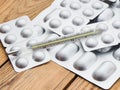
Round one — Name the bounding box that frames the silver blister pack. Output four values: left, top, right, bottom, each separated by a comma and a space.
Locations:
49, 41, 120, 89
80, 19, 120, 51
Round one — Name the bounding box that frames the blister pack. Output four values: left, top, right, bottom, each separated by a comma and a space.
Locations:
80, 19, 120, 51
33, 0, 108, 36
49, 41, 120, 89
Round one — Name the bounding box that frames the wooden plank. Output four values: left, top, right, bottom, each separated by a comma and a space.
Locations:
0, 0, 54, 66
0, 61, 76, 90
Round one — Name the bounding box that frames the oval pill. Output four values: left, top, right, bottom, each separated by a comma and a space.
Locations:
74, 52, 97, 70
55, 43, 79, 61
93, 61, 116, 81
112, 20, 120, 29
101, 34, 114, 44
34, 25, 44, 35
59, 10, 71, 19
27, 39, 37, 47
70, 3, 81, 10
5, 34, 17, 44
49, 19, 61, 28
113, 48, 120, 60
92, 2, 103, 10
15, 19, 26, 27
85, 38, 98, 48
21, 28, 33, 38
83, 9, 94, 17
62, 26, 74, 35
0, 25, 11, 33
15, 58, 28, 68
72, 17, 84, 26
96, 23, 108, 31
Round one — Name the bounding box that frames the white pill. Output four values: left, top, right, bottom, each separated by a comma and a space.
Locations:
97, 8, 114, 22
113, 48, 120, 60
62, 26, 74, 35
96, 23, 108, 31
112, 20, 120, 29
15, 58, 28, 68
34, 25, 44, 35
49, 19, 61, 28
33, 50, 45, 62
79, 0, 90, 3
97, 47, 112, 53
70, 3, 81, 10
80, 26, 91, 33
74, 52, 97, 70
92, 2, 103, 10
0, 25, 11, 33
5, 34, 17, 44
60, 0, 68, 7
101, 34, 114, 44
83, 9, 94, 17
72, 17, 84, 26
15, 19, 26, 27
59, 10, 71, 19
56, 43, 79, 61
27, 39, 37, 47
10, 46, 21, 56
85, 38, 98, 48
93, 61, 116, 81
21, 28, 33, 38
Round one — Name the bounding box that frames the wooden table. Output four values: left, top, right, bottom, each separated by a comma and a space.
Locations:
0, 0, 120, 90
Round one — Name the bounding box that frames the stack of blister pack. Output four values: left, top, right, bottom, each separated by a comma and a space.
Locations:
0, 0, 120, 89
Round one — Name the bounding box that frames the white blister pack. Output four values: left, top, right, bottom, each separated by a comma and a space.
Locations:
80, 19, 119, 51
33, 0, 108, 36
49, 41, 120, 89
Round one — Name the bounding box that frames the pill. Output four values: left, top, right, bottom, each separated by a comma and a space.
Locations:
49, 19, 61, 28
97, 46, 112, 53
74, 52, 97, 70
59, 10, 71, 19
70, 2, 81, 10
32, 50, 45, 62
21, 28, 33, 38
34, 25, 44, 35
96, 23, 108, 31
80, 26, 91, 33
27, 39, 37, 47
112, 20, 120, 29
83, 9, 94, 17
85, 38, 98, 48
62, 26, 74, 35
0, 25, 11, 33
72, 17, 84, 26
93, 61, 116, 81
92, 2, 103, 10
10, 46, 21, 56
60, 0, 69, 7
55, 43, 79, 61
15, 19, 26, 27
79, 0, 90, 3
113, 48, 120, 60
101, 34, 114, 44
97, 8, 114, 22
15, 58, 28, 68
5, 34, 17, 44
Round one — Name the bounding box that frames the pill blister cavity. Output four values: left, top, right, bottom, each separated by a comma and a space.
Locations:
93, 61, 116, 81
55, 43, 79, 61
21, 28, 33, 38
113, 48, 120, 60
5, 34, 17, 44
15, 58, 28, 68
74, 52, 97, 71
27, 39, 37, 47
34, 25, 44, 35
62, 26, 74, 35
15, 19, 27, 27
10, 46, 21, 56
72, 17, 84, 26
97, 47, 112, 53
59, 10, 71, 19
33, 50, 45, 62
112, 20, 120, 29
80, 26, 92, 33
70, 2, 81, 10
0, 25, 11, 33
79, 0, 90, 3
101, 34, 114, 44
49, 19, 61, 28
92, 2, 103, 10
96, 23, 108, 31
83, 9, 94, 17
85, 38, 98, 48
